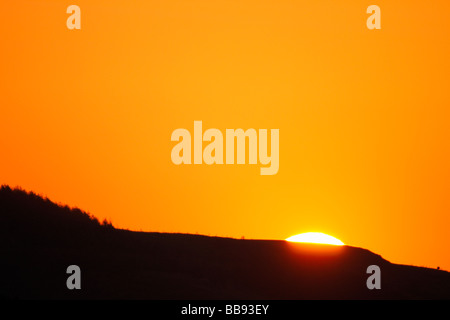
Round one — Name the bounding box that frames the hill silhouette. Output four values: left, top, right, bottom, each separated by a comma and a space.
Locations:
1, 185, 449, 300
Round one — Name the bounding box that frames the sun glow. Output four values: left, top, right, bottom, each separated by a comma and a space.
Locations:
286, 232, 344, 246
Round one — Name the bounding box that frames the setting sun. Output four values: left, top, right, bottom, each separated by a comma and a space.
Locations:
286, 232, 344, 246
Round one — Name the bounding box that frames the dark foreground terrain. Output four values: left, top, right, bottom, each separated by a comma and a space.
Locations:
1, 185, 449, 300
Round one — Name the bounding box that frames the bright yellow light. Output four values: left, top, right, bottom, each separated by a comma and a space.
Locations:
286, 232, 344, 246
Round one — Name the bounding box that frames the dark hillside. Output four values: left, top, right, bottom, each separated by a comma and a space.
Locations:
1, 185, 449, 299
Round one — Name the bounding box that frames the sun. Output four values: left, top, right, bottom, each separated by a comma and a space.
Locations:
286, 232, 344, 246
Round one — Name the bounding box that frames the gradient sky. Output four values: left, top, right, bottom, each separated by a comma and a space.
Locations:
1, 1, 450, 271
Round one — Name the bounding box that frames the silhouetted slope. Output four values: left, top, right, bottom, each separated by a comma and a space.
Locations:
1, 185, 449, 299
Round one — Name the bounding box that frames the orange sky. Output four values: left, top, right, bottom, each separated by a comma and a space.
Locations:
1, 1, 450, 271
